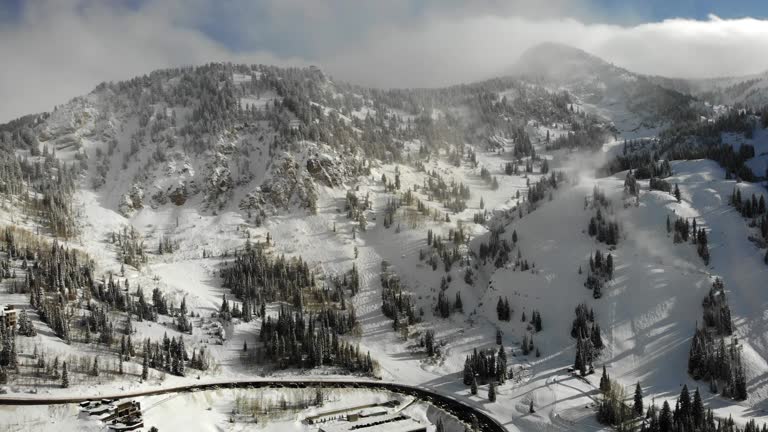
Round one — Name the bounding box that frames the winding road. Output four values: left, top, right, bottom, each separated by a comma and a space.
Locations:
0, 379, 508, 432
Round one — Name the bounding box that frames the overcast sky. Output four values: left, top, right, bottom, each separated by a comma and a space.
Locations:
1, 0, 768, 122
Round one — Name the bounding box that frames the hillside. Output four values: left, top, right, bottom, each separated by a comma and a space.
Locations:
0, 52, 767, 432
512, 43, 705, 139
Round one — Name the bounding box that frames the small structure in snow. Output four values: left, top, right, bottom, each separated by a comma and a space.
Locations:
318, 413, 427, 432
0, 305, 17, 330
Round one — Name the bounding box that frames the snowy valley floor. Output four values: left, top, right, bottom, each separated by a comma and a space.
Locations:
1, 149, 768, 431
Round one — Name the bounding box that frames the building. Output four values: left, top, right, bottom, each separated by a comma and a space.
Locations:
305, 401, 397, 424
288, 119, 302, 130
319, 414, 427, 432
0, 305, 17, 330
104, 401, 141, 422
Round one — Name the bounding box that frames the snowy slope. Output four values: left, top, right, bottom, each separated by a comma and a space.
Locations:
1, 58, 768, 432
514, 43, 705, 139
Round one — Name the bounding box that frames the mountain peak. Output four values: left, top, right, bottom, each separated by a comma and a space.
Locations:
513, 42, 618, 83
521, 42, 602, 63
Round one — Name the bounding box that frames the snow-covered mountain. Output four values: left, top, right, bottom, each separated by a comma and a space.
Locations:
0, 47, 768, 432
513, 42, 705, 138
651, 71, 768, 108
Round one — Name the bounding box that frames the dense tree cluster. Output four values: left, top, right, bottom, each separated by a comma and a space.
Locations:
380, 264, 419, 331
606, 140, 672, 180
422, 228, 465, 273
527, 171, 564, 206
477, 226, 513, 268
10, 232, 96, 341
327, 264, 361, 298
669, 216, 710, 264
157, 235, 179, 255
0, 326, 18, 381
434, 284, 463, 319
496, 297, 512, 321
571, 303, 603, 375
381, 196, 401, 229
650, 177, 672, 193
731, 190, 768, 257
220, 247, 314, 321
585, 250, 614, 299
259, 306, 373, 373
635, 385, 765, 432
462, 346, 508, 386
16, 309, 36, 337
586, 186, 620, 246
345, 190, 370, 231
523, 309, 543, 332
111, 226, 148, 270
0, 137, 79, 239
732, 190, 767, 221
143, 333, 189, 377
624, 171, 640, 196
587, 208, 620, 246
688, 279, 746, 400
546, 121, 609, 151
422, 170, 470, 214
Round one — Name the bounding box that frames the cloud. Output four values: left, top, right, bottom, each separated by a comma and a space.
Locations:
0, 0, 306, 123
324, 14, 768, 88
1, 0, 768, 122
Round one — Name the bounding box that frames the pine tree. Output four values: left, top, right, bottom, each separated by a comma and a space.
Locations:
488, 380, 496, 402
575, 336, 587, 375
529, 400, 535, 413
463, 359, 474, 385
471, 376, 478, 395
142, 351, 149, 380
8, 336, 17, 371
692, 387, 704, 426
633, 382, 643, 416
674, 184, 681, 203
599, 365, 610, 392
61, 361, 69, 388
659, 400, 673, 432
17, 309, 36, 336
679, 384, 691, 419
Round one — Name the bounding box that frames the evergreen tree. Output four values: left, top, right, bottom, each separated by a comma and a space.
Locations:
633, 382, 643, 417
692, 387, 704, 427
142, 351, 149, 380
488, 380, 496, 402
659, 400, 673, 432
463, 358, 474, 385
61, 361, 69, 388
600, 365, 611, 392
454, 292, 463, 312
